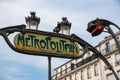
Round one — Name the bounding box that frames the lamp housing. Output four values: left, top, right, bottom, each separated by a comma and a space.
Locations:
53, 17, 71, 35
25, 12, 40, 30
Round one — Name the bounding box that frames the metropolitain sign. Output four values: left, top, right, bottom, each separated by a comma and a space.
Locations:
14, 33, 80, 57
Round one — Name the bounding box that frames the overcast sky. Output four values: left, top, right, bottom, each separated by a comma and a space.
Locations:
0, 0, 120, 80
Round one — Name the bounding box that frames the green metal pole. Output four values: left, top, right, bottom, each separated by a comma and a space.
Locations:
48, 57, 51, 80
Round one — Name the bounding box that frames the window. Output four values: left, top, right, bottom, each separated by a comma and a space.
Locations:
107, 74, 115, 80
65, 65, 67, 73
117, 37, 120, 45
64, 78, 66, 80
60, 68, 62, 76
69, 75, 72, 80
106, 42, 110, 53
87, 67, 92, 79
71, 63, 74, 70
110, 44, 115, 50
101, 48, 106, 55
94, 64, 99, 76
81, 70, 85, 80
115, 53, 120, 65
56, 70, 58, 74
75, 72, 78, 80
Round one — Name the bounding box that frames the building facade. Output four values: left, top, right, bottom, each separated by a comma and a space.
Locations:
52, 32, 120, 80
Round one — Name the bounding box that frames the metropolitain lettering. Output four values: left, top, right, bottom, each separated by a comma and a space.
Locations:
16, 33, 79, 55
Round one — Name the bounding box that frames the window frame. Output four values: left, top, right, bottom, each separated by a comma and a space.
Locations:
87, 67, 92, 79
94, 63, 99, 76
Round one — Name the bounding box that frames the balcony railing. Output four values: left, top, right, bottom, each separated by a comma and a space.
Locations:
76, 54, 98, 68
52, 66, 71, 80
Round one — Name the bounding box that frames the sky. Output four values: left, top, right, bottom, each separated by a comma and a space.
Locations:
0, 0, 120, 80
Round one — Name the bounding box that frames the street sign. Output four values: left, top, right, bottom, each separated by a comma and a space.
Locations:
14, 33, 80, 57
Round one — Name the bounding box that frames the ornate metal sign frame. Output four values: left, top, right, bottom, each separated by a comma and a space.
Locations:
0, 25, 119, 80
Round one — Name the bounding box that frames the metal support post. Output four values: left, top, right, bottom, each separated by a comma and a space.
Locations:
48, 57, 51, 80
